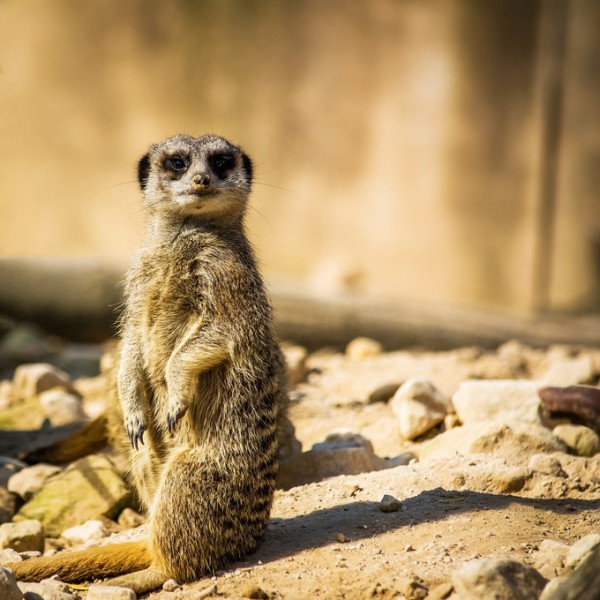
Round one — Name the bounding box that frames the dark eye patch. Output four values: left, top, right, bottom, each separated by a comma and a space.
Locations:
209, 154, 236, 178
164, 155, 189, 172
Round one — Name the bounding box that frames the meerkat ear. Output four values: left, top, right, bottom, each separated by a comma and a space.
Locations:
137, 154, 151, 191
241, 153, 253, 186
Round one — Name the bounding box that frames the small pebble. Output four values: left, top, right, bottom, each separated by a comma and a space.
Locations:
242, 583, 269, 599
162, 578, 179, 592
377, 494, 403, 513
336, 533, 347, 543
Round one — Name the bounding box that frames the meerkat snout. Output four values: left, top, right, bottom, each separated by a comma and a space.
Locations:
191, 173, 211, 191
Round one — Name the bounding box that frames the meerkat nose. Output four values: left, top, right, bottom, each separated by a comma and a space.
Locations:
192, 173, 211, 190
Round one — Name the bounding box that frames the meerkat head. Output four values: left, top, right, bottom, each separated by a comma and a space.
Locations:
137, 134, 253, 222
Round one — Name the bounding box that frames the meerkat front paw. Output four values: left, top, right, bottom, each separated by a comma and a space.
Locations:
125, 413, 147, 450
166, 398, 188, 433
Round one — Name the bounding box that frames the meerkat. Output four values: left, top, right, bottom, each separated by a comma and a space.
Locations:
10, 134, 287, 593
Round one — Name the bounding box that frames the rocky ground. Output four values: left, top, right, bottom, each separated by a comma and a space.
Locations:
0, 337, 600, 599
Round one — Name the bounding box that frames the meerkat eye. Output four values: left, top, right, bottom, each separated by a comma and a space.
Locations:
209, 154, 235, 178
165, 156, 188, 172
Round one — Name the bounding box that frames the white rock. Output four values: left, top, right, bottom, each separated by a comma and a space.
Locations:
8, 464, 62, 501
18, 581, 76, 599
0, 566, 23, 600
345, 337, 383, 359
0, 548, 22, 565
62, 519, 108, 545
390, 378, 451, 440
566, 533, 600, 568
452, 557, 547, 600
87, 584, 136, 600
12, 364, 74, 400
452, 380, 544, 427
0, 520, 44, 553
541, 354, 594, 386
39, 388, 86, 426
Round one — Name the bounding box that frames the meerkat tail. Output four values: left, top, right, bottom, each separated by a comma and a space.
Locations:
7, 540, 150, 583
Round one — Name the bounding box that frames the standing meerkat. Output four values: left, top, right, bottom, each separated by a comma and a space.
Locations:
11, 134, 287, 593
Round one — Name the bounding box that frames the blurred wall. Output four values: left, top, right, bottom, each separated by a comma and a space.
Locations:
0, 0, 599, 314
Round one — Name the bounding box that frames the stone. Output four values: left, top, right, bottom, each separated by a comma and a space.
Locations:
277, 443, 387, 490
18, 580, 76, 600
242, 584, 269, 599
62, 519, 108, 545
117, 508, 146, 529
162, 578, 179, 592
566, 533, 600, 568
86, 585, 136, 600
541, 352, 594, 386
39, 389, 86, 426
527, 454, 567, 478
531, 539, 570, 571
282, 345, 308, 386
0, 486, 16, 524
417, 422, 565, 462
12, 364, 75, 401
0, 520, 44, 553
452, 558, 547, 600
311, 431, 374, 453
345, 337, 383, 359
367, 383, 401, 404
8, 464, 62, 501
452, 380, 544, 427
14, 455, 132, 537
553, 424, 600, 457
426, 582, 454, 600
390, 378, 451, 440
0, 548, 22, 565
377, 494, 402, 513
0, 567, 23, 600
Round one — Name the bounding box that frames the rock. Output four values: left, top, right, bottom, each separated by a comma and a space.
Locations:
452, 380, 544, 427
531, 539, 570, 572
452, 558, 547, 600
390, 378, 451, 440
553, 424, 600, 457
117, 508, 146, 529
86, 585, 136, 600
397, 576, 428, 600
162, 578, 179, 592
282, 345, 308, 386
426, 582, 454, 600
12, 364, 75, 401
345, 337, 382, 359
527, 454, 567, 478
14, 455, 132, 537
541, 352, 594, 386
62, 519, 108, 545
18, 580, 76, 600
8, 464, 62, 501
242, 584, 269, 599
39, 389, 86, 426
0, 520, 44, 553
277, 440, 387, 489
312, 431, 374, 453
0, 548, 22, 565
367, 383, 401, 404
566, 533, 600, 568
417, 422, 564, 462
0, 487, 16, 524
377, 494, 402, 513
0, 566, 23, 600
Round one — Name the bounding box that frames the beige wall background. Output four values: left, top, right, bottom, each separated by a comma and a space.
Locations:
1, 0, 599, 315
